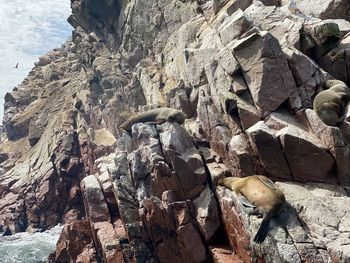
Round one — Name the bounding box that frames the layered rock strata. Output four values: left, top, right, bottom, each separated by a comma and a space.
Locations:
1, 0, 350, 262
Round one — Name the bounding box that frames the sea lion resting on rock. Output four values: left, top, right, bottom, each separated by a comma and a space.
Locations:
120, 107, 186, 133
313, 79, 350, 126
219, 175, 286, 243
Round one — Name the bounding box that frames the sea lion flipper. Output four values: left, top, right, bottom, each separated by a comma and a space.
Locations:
253, 216, 270, 243
239, 195, 256, 208
258, 176, 276, 190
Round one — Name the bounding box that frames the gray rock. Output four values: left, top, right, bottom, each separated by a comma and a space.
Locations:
218, 9, 253, 46
193, 185, 220, 241
233, 31, 297, 112
81, 175, 110, 223
278, 126, 335, 183
281, 0, 350, 19
246, 121, 292, 180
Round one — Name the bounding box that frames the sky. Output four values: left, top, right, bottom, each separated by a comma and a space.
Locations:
0, 0, 72, 120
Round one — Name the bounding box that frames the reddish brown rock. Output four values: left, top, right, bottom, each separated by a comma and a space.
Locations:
177, 223, 208, 262
210, 246, 243, 263
54, 220, 97, 263
140, 197, 208, 263
2, 0, 350, 262
93, 222, 124, 263
216, 187, 253, 263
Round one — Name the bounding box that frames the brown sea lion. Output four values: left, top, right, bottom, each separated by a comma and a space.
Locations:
313, 79, 350, 126
219, 175, 286, 243
120, 107, 186, 133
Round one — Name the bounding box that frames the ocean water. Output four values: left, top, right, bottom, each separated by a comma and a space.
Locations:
0, 225, 62, 263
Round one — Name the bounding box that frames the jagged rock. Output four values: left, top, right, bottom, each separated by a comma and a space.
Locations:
158, 122, 209, 198
281, 0, 350, 20
246, 121, 292, 180
215, 187, 252, 262
1, 0, 350, 262
35, 55, 53, 67
88, 128, 117, 147
93, 222, 124, 263
28, 110, 48, 146
108, 122, 216, 262
233, 31, 297, 112
81, 175, 110, 223
218, 9, 253, 46
206, 161, 231, 184
210, 246, 243, 263
193, 185, 220, 241
302, 109, 345, 149
278, 126, 335, 183
216, 180, 341, 262
197, 86, 238, 139
140, 197, 208, 263
228, 133, 254, 176
205, 61, 233, 114
283, 46, 325, 108
301, 20, 342, 60
236, 95, 261, 130
53, 220, 97, 263
244, 2, 304, 48
216, 48, 240, 75
319, 33, 350, 84
0, 153, 8, 164
278, 181, 350, 263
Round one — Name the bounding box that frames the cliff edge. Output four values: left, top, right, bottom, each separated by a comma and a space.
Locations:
1, 0, 350, 262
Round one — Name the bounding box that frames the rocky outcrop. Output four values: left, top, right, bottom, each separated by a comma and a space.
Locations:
1, 0, 350, 262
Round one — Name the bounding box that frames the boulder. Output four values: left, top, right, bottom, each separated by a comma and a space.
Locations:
318, 34, 350, 84
193, 185, 221, 241
281, 0, 350, 19
228, 133, 255, 176
54, 220, 97, 263
233, 31, 297, 112
278, 126, 335, 183
246, 121, 292, 180
81, 175, 110, 223
218, 9, 253, 46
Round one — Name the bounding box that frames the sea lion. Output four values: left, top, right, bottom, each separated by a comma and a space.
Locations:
120, 107, 186, 133
219, 175, 286, 243
313, 79, 350, 126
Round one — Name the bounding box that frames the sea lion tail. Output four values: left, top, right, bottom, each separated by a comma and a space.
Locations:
253, 216, 270, 243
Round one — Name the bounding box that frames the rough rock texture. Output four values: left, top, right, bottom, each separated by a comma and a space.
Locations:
1, 0, 350, 262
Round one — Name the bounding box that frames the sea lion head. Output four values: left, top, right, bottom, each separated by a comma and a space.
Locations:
317, 105, 341, 126
167, 110, 186, 124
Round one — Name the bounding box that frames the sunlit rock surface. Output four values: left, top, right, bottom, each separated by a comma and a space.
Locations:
1, 0, 350, 262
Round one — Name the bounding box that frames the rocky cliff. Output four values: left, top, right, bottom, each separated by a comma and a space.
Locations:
1, 0, 350, 262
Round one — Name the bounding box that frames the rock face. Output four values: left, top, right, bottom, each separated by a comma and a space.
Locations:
1, 0, 350, 262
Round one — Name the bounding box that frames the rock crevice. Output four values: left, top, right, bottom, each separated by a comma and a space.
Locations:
1, 0, 350, 262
